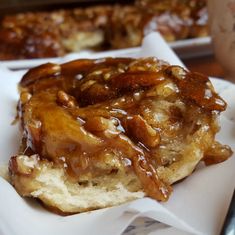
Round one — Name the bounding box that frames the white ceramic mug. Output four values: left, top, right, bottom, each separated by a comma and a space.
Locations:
207, 0, 235, 81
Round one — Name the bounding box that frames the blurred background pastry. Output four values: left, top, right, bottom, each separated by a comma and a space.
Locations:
0, 0, 208, 60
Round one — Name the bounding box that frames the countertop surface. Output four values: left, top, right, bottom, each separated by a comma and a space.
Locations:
183, 54, 225, 79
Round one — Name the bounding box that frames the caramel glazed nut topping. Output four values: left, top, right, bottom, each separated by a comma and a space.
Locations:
11, 57, 232, 204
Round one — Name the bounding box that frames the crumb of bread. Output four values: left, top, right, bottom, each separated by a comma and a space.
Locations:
0, 165, 9, 181
10, 155, 145, 213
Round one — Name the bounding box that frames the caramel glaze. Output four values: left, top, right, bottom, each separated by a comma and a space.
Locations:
18, 57, 227, 202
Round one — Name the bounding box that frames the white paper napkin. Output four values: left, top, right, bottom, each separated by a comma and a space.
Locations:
0, 33, 234, 235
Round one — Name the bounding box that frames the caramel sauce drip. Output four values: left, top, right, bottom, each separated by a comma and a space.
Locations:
19, 57, 226, 202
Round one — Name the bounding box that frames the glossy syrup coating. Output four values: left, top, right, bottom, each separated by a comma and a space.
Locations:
17, 57, 231, 202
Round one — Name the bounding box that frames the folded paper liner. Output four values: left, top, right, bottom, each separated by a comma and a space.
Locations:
0, 33, 234, 235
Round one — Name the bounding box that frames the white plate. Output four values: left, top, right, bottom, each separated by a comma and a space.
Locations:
0, 48, 141, 70
0, 37, 212, 70
169, 36, 212, 59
